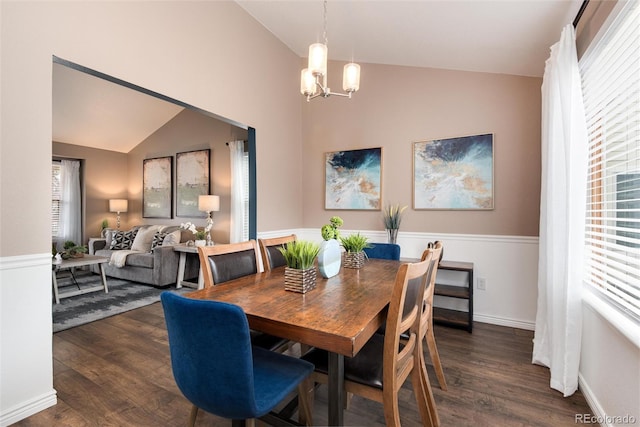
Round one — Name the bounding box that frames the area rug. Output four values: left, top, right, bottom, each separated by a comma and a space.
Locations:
52, 273, 189, 333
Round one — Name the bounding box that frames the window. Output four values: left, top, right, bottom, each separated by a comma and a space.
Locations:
52, 161, 61, 237
580, 1, 640, 319
242, 150, 250, 242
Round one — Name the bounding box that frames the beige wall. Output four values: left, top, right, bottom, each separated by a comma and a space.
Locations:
303, 61, 542, 236
52, 142, 129, 241
0, 0, 304, 258
128, 108, 247, 244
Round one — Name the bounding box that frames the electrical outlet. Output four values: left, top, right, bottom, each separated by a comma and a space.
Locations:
477, 277, 487, 290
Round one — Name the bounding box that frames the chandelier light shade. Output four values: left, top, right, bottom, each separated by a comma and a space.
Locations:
300, 0, 360, 101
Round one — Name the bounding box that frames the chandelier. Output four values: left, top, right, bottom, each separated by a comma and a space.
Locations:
300, 1, 361, 101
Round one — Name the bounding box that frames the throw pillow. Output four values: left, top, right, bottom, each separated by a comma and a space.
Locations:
109, 229, 139, 250
162, 230, 182, 246
131, 225, 160, 252
151, 231, 169, 250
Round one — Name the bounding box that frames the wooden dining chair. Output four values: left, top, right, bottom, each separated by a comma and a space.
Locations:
420, 242, 447, 391
300, 254, 438, 427
161, 292, 314, 427
197, 241, 289, 352
258, 234, 296, 271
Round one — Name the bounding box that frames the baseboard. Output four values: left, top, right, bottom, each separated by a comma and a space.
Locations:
0, 390, 57, 427
473, 313, 536, 331
578, 373, 607, 426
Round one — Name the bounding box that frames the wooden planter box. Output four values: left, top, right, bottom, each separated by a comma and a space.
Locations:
284, 267, 317, 293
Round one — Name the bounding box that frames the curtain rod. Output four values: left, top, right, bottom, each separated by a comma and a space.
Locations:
573, 0, 590, 28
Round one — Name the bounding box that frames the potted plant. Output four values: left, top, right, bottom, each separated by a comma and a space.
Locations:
278, 240, 321, 293
61, 240, 88, 259
100, 219, 109, 238
340, 233, 372, 269
382, 204, 407, 244
318, 216, 343, 279
181, 222, 212, 247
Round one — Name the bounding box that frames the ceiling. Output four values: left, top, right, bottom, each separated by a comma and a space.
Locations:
53, 0, 582, 153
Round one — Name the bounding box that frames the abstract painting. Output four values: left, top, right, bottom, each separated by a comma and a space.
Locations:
143, 156, 172, 218
176, 149, 210, 217
325, 147, 382, 210
413, 134, 493, 210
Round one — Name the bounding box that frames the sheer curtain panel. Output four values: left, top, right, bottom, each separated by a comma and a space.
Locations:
532, 24, 589, 397
58, 159, 82, 248
229, 140, 247, 243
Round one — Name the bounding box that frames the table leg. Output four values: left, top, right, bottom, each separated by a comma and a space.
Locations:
176, 252, 187, 289
99, 263, 109, 294
52, 269, 60, 304
328, 352, 345, 426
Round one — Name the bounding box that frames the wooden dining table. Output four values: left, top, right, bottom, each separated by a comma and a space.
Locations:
186, 258, 402, 426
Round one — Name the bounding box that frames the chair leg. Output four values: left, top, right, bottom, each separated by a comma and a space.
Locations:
418, 351, 441, 427
426, 328, 448, 391
381, 388, 402, 427
297, 378, 314, 426
188, 405, 199, 427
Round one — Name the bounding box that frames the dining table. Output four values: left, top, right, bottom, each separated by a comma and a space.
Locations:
186, 258, 404, 426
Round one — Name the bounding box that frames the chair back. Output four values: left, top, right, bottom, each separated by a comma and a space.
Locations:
258, 234, 296, 271
197, 240, 260, 287
363, 243, 401, 260
420, 242, 443, 335
161, 292, 259, 419
384, 254, 433, 393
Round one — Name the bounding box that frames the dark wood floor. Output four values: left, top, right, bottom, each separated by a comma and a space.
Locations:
17, 303, 591, 426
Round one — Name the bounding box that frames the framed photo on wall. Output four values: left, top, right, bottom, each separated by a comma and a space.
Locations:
176, 149, 210, 217
413, 133, 494, 210
325, 147, 382, 210
143, 156, 173, 218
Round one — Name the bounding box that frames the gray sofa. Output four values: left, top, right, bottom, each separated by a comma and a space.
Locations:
89, 226, 199, 288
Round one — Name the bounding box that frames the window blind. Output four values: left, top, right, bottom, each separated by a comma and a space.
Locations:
580, 1, 640, 319
52, 161, 62, 237
242, 151, 250, 242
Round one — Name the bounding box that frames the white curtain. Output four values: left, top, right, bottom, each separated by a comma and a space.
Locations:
532, 24, 588, 397
229, 140, 246, 243
58, 159, 82, 247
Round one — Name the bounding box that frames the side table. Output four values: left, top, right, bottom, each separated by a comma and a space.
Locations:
173, 244, 205, 290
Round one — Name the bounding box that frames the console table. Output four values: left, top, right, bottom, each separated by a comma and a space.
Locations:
433, 260, 474, 333
52, 255, 109, 304
173, 244, 205, 290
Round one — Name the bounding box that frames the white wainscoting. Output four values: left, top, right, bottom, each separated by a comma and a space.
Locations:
258, 229, 540, 330
0, 253, 57, 426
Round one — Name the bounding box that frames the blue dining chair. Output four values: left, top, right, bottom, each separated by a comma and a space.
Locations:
161, 292, 314, 426
364, 242, 401, 260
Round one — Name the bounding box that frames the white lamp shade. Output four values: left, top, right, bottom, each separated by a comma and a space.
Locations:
300, 68, 317, 96
343, 63, 361, 93
109, 199, 128, 213
308, 43, 327, 76
198, 195, 220, 212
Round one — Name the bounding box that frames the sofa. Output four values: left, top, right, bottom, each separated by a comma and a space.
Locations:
89, 225, 199, 287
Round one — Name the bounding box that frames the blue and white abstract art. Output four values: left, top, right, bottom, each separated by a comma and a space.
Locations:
325, 147, 382, 210
413, 134, 493, 210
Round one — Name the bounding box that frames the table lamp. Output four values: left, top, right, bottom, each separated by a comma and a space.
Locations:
198, 195, 220, 245
109, 199, 128, 229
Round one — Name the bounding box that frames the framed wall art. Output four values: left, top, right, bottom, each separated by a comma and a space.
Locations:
413, 133, 494, 210
176, 149, 210, 217
325, 147, 382, 210
143, 156, 173, 218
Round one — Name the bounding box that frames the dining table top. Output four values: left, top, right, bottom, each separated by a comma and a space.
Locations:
186, 258, 402, 357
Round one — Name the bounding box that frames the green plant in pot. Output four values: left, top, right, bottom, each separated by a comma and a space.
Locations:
100, 219, 109, 237
340, 233, 371, 269
278, 240, 320, 293
382, 203, 407, 244
61, 240, 88, 259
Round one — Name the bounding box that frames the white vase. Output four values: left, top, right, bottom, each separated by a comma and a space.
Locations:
195, 240, 206, 247
318, 239, 341, 279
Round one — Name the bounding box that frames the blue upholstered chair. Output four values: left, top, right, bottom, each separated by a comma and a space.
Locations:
364, 242, 401, 260
161, 292, 314, 427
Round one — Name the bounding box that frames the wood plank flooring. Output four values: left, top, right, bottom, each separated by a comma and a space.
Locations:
16, 303, 592, 426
